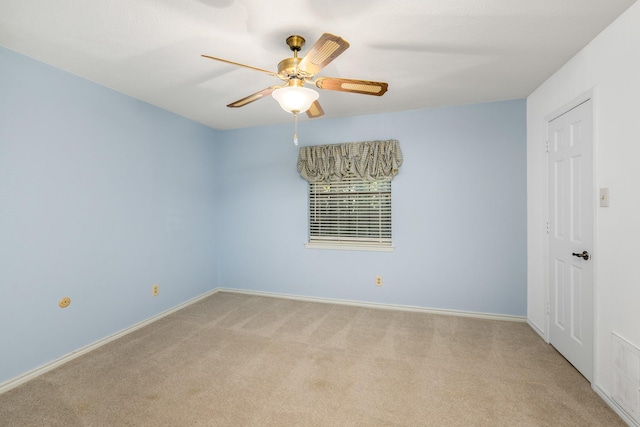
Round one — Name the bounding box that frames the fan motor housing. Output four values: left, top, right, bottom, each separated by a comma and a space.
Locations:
277, 57, 303, 78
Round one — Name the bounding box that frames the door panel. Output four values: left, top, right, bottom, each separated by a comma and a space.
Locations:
553, 258, 566, 330
548, 99, 594, 382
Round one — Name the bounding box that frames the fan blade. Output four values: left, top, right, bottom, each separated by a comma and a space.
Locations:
227, 86, 281, 108
306, 100, 325, 118
314, 77, 388, 96
201, 54, 280, 79
298, 33, 350, 76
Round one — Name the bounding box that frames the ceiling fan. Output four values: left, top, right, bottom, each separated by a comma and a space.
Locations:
201, 33, 388, 119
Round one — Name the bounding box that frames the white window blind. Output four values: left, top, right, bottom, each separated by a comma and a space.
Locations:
309, 174, 392, 247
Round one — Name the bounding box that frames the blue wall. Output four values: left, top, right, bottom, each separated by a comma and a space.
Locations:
0, 45, 526, 386
0, 47, 220, 383
218, 100, 527, 316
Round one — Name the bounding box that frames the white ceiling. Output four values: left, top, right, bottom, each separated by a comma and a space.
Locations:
0, 0, 635, 130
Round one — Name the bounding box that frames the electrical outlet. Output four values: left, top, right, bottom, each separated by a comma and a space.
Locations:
152, 284, 159, 296
375, 276, 383, 287
59, 297, 71, 308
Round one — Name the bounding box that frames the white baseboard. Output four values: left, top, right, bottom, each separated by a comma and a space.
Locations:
593, 384, 639, 427
0, 288, 220, 395
218, 288, 527, 323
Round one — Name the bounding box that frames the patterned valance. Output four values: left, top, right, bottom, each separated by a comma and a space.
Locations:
297, 139, 402, 183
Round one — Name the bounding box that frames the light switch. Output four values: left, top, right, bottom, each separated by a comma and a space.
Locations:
599, 187, 610, 207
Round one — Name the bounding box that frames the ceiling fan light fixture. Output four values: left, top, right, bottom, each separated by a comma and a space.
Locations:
272, 85, 319, 114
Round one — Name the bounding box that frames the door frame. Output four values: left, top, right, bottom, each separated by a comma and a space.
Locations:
544, 89, 597, 381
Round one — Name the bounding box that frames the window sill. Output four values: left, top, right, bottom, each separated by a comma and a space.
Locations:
304, 242, 395, 252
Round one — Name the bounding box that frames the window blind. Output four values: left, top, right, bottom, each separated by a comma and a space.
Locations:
309, 175, 392, 246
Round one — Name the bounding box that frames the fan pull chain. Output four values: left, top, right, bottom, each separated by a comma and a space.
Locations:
293, 111, 299, 146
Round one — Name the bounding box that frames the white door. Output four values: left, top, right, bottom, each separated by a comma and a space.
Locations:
548, 99, 594, 382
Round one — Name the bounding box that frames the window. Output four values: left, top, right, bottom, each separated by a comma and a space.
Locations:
308, 174, 392, 249
297, 139, 402, 251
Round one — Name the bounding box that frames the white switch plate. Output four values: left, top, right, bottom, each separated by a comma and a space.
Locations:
600, 187, 610, 207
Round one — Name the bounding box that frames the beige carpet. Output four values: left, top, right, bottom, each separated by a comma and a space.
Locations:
0, 292, 625, 426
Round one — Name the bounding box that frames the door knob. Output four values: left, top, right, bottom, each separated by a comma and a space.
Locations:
572, 251, 590, 260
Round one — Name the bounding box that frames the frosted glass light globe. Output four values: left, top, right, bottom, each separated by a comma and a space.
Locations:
272, 86, 319, 113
